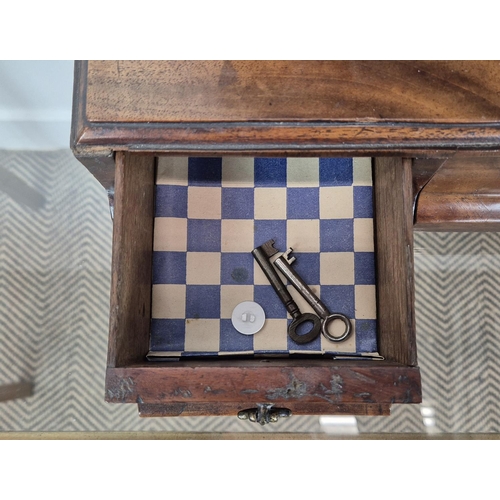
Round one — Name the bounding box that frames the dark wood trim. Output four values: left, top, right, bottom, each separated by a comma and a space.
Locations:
414, 156, 500, 231
414, 221, 500, 231
72, 61, 116, 194
105, 362, 421, 406
74, 122, 500, 157
137, 402, 392, 417
72, 147, 115, 194
412, 158, 448, 216
107, 152, 155, 368
373, 158, 417, 366
70, 60, 88, 152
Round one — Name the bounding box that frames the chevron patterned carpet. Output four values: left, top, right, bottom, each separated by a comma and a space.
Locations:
1, 150, 499, 434
359, 231, 500, 433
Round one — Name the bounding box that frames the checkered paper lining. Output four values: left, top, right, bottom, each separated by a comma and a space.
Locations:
149, 157, 378, 358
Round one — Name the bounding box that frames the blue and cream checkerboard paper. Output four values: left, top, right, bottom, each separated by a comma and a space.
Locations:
149, 157, 378, 358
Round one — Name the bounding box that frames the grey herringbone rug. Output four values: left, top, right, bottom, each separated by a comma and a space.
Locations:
358, 231, 500, 433
1, 150, 499, 434
0, 150, 319, 433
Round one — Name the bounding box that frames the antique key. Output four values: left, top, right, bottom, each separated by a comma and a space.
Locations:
274, 248, 352, 343
252, 240, 321, 344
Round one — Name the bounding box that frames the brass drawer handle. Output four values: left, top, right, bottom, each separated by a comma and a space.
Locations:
238, 403, 292, 425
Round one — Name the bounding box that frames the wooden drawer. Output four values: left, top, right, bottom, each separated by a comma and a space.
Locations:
104, 152, 420, 419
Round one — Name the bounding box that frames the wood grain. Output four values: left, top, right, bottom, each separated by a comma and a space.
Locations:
105, 361, 421, 405
86, 61, 500, 123
107, 152, 155, 367
75, 122, 500, 155
414, 156, 500, 231
412, 158, 448, 214
72, 61, 500, 161
373, 158, 417, 366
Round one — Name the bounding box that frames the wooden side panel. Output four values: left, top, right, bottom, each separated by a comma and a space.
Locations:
414, 156, 500, 231
72, 61, 116, 192
373, 158, 417, 366
107, 152, 155, 367
86, 61, 500, 123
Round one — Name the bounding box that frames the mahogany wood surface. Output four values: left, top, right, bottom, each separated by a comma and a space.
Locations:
414, 156, 500, 231
72, 60, 500, 237
105, 362, 421, 406
107, 152, 155, 368
373, 158, 417, 366
411, 158, 448, 213
76, 124, 500, 155
72, 61, 500, 181
86, 61, 500, 123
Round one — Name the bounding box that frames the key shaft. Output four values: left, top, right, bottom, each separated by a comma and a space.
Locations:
274, 253, 330, 319
252, 241, 300, 319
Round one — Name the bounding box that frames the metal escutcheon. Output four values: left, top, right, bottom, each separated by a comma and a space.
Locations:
238, 403, 292, 425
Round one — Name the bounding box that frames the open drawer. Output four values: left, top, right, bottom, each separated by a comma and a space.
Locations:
105, 152, 421, 420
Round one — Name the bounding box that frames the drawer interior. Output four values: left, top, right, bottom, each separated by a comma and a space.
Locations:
148, 156, 378, 359
105, 153, 419, 412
